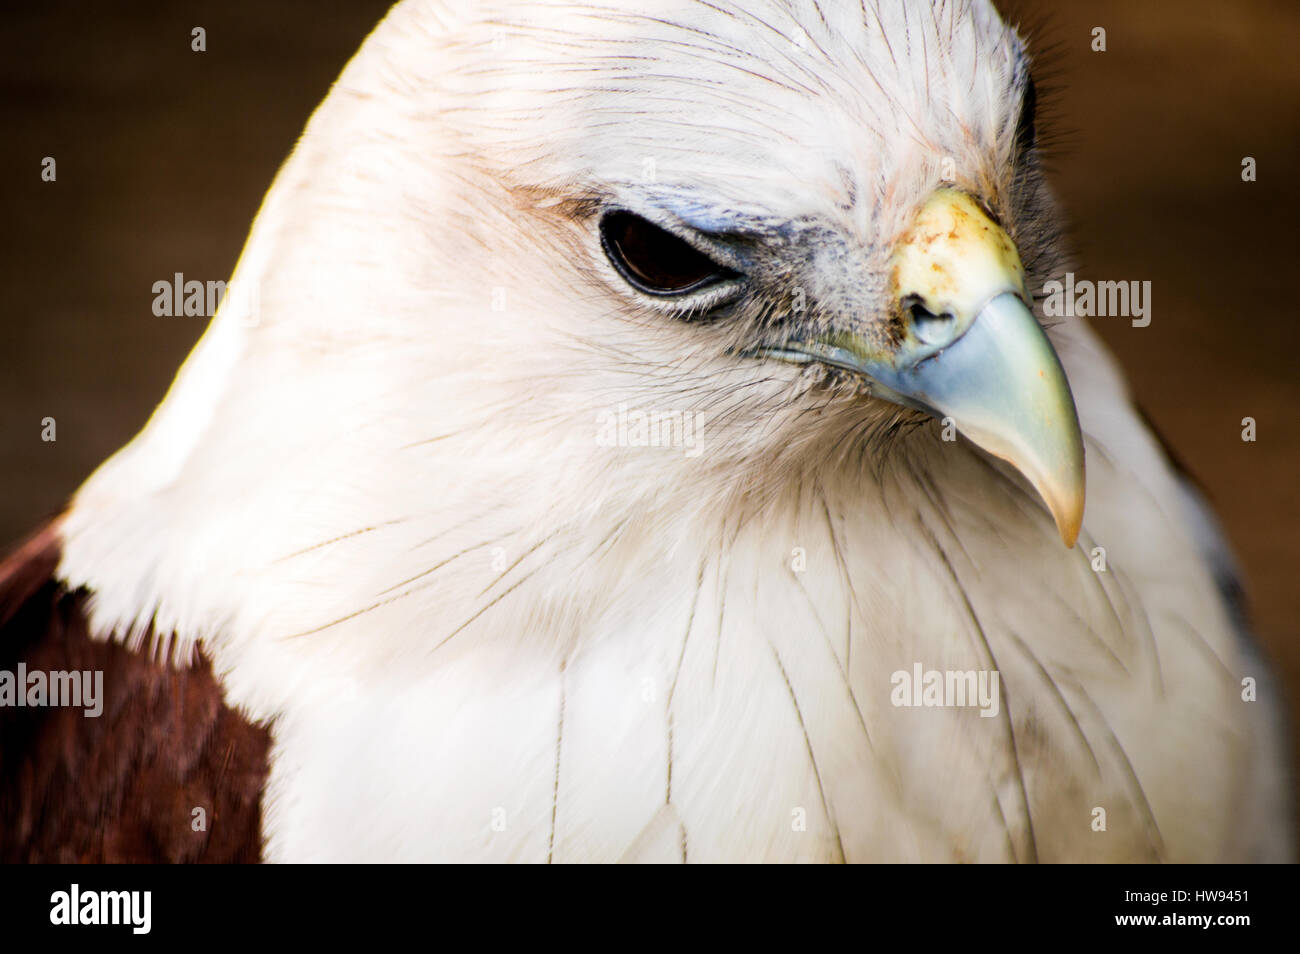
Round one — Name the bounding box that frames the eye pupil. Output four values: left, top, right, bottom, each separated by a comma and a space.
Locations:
601, 212, 731, 295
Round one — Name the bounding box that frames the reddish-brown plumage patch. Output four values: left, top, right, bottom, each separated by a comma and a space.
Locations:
0, 520, 271, 862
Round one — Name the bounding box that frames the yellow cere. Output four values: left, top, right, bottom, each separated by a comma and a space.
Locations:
890, 188, 1028, 327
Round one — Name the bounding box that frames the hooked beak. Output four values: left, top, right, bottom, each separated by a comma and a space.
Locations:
759, 189, 1085, 547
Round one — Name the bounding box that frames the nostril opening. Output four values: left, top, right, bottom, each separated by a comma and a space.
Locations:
905, 297, 956, 345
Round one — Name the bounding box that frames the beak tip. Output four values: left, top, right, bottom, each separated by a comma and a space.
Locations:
1051, 493, 1085, 549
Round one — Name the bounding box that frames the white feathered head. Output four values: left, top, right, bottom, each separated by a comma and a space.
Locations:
60, 0, 1076, 692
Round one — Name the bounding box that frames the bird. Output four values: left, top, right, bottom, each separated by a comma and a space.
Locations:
0, 0, 1291, 863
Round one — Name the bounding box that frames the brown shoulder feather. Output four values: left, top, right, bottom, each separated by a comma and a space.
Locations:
0, 520, 271, 862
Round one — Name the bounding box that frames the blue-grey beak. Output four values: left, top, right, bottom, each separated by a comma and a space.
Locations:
760, 190, 1086, 547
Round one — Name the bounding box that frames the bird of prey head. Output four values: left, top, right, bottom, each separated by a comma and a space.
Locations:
47, 0, 1288, 862
413, 0, 1083, 543
63, 0, 1084, 663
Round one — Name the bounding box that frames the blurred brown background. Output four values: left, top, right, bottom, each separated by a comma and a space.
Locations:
1, 2, 1297, 841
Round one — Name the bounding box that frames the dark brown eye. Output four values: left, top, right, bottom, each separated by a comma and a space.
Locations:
1016, 75, 1038, 155
600, 212, 736, 296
